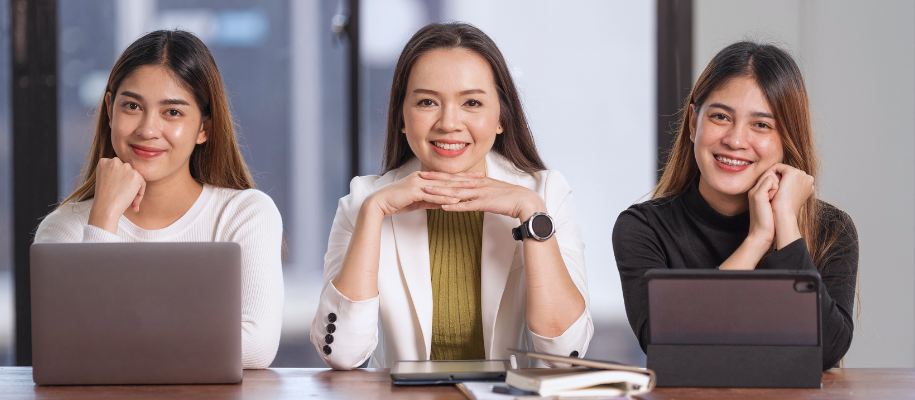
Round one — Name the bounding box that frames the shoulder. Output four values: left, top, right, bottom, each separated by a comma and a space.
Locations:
35, 200, 94, 242
613, 194, 678, 238
211, 186, 282, 223
816, 200, 858, 241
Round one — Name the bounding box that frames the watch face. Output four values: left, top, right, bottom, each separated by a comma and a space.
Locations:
531, 214, 554, 238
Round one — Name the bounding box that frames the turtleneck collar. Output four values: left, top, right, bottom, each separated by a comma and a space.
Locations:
682, 178, 750, 233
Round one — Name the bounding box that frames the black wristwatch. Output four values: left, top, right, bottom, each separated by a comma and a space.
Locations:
512, 212, 555, 241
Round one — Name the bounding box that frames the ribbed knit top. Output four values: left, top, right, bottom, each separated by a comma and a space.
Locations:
426, 209, 486, 360
34, 184, 285, 369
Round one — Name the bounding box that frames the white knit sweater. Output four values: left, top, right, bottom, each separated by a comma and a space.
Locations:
34, 184, 285, 369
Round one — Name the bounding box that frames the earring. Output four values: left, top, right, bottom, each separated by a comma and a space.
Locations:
497, 126, 503, 134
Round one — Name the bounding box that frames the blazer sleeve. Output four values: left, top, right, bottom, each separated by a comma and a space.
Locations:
310, 177, 381, 370
528, 170, 594, 363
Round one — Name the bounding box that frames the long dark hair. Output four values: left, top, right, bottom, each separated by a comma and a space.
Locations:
382, 22, 545, 173
655, 41, 843, 271
57, 29, 254, 209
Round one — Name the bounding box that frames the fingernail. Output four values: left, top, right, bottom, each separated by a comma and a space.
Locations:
441, 204, 450, 209
425, 186, 433, 190
421, 171, 429, 176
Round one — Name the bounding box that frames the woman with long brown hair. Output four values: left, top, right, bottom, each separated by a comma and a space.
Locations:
613, 41, 858, 370
311, 22, 592, 369
35, 30, 283, 369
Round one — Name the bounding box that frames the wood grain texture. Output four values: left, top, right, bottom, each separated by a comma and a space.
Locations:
0, 367, 913, 399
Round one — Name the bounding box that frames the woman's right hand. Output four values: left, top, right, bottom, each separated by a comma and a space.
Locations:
363, 171, 476, 217
87, 157, 146, 234
745, 168, 780, 250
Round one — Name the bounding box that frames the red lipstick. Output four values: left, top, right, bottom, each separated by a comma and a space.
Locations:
130, 144, 165, 159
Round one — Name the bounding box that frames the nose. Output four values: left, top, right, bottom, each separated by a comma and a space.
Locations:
720, 124, 749, 150
134, 110, 162, 139
434, 103, 462, 133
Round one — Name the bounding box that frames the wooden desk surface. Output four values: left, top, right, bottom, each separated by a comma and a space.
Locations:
1, 367, 913, 399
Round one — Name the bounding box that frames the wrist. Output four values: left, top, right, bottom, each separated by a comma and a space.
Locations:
360, 195, 387, 220
744, 233, 773, 254
518, 196, 547, 222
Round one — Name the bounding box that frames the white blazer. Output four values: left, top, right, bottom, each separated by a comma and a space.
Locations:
310, 152, 593, 369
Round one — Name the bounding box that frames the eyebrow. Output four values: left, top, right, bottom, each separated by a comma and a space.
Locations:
707, 102, 774, 119
412, 88, 487, 96
119, 91, 191, 106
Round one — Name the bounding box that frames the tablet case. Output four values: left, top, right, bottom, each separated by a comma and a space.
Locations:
645, 269, 822, 388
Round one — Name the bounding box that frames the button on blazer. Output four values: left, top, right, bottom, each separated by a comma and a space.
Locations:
311, 152, 593, 369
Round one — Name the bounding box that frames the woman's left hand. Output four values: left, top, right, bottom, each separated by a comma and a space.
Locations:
420, 172, 545, 221
768, 163, 815, 249
769, 163, 815, 219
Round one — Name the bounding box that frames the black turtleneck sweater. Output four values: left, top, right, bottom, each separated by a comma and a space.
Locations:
612, 182, 858, 371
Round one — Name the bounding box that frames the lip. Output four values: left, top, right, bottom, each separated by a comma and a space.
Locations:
430, 141, 470, 158
130, 144, 165, 159
713, 153, 753, 173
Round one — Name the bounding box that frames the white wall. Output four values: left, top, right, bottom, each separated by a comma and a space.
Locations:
443, 1, 657, 327
695, 0, 915, 368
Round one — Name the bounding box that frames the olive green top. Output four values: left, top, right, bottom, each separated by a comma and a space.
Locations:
427, 208, 486, 360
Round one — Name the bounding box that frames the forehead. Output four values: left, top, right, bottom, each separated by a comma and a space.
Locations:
704, 76, 773, 114
406, 48, 496, 92
117, 65, 196, 103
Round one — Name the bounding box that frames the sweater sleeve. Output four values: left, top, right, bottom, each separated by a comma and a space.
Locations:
311, 177, 380, 370
612, 207, 664, 353
762, 210, 858, 370
35, 202, 121, 243
528, 170, 594, 365
221, 190, 285, 369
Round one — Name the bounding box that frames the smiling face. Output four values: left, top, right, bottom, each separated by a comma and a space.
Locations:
402, 48, 502, 174
690, 76, 784, 199
106, 65, 208, 184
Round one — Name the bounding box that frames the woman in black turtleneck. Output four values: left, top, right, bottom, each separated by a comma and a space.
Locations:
612, 42, 857, 371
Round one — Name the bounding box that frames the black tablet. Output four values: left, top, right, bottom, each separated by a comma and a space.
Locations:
390, 360, 511, 385
646, 269, 821, 346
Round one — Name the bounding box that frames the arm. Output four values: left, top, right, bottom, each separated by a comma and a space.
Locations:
763, 210, 858, 370
612, 208, 666, 352
35, 202, 121, 243
425, 171, 590, 352
312, 174, 462, 369
222, 191, 285, 369
525, 171, 592, 359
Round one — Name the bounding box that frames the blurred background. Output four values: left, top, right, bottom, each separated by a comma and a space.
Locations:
0, 0, 912, 368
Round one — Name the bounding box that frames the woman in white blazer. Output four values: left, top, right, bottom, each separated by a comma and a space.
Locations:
311, 22, 593, 369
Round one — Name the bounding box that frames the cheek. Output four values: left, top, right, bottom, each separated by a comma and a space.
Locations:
755, 136, 784, 163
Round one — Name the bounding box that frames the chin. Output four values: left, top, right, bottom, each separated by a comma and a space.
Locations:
707, 176, 755, 196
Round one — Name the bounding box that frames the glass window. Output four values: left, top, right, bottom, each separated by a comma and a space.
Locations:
0, 0, 14, 367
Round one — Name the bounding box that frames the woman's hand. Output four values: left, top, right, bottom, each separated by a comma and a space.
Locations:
746, 168, 779, 247
721, 168, 779, 271
87, 157, 146, 234
363, 171, 474, 218
421, 172, 545, 221
769, 163, 815, 249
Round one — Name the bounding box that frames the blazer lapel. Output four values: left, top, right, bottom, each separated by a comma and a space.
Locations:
480, 153, 523, 358
390, 159, 434, 359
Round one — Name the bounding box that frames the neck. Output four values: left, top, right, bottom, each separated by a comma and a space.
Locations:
123, 167, 203, 229
697, 175, 749, 216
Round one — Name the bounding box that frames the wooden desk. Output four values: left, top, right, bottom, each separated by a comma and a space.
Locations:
0, 367, 913, 399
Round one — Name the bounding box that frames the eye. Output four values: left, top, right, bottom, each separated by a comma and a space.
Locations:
165, 109, 182, 117
465, 99, 482, 107
710, 113, 728, 121
417, 99, 436, 107
122, 101, 140, 110
754, 122, 773, 129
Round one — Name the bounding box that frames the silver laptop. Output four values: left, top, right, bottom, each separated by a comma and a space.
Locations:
30, 242, 242, 385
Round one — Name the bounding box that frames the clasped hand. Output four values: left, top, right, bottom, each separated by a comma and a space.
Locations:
366, 171, 544, 222
747, 163, 815, 249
